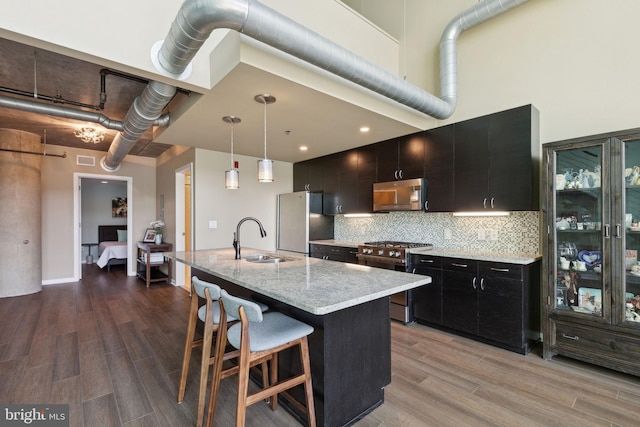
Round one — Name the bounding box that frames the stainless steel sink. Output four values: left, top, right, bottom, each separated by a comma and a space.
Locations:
244, 254, 288, 263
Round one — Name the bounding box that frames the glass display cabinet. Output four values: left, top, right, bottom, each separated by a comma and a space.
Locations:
543, 135, 640, 376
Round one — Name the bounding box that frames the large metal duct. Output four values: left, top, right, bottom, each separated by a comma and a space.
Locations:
157, 0, 528, 119
102, 80, 176, 170
116, 0, 529, 170
0, 94, 171, 133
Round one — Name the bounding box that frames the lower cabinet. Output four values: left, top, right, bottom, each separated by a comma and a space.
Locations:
409, 254, 541, 354
309, 243, 359, 264
410, 255, 442, 324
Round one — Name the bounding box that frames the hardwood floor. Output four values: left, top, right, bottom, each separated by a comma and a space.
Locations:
1, 264, 639, 426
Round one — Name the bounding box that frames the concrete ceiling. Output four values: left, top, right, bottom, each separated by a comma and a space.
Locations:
0, 36, 423, 163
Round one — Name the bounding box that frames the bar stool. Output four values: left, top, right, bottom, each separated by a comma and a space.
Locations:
207, 289, 316, 427
177, 276, 267, 427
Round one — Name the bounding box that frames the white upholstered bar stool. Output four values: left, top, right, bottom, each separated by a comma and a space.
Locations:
177, 276, 267, 427
207, 289, 316, 427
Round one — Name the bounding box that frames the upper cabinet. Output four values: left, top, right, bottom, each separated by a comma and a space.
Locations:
293, 157, 325, 192
322, 150, 362, 214
424, 125, 455, 212
293, 104, 539, 214
454, 105, 540, 212
376, 131, 426, 182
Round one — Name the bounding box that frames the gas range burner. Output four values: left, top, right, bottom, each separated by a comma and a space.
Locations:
363, 241, 432, 249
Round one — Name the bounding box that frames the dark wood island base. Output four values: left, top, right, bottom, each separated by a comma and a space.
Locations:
193, 268, 392, 427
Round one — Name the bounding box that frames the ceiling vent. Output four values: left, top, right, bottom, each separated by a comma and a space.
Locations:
76, 155, 95, 167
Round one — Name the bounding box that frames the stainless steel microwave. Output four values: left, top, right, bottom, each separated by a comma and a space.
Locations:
373, 178, 427, 212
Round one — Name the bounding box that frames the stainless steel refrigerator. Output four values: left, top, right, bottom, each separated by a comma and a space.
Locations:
276, 191, 334, 254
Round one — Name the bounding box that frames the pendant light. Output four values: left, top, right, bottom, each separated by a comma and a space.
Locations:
223, 115, 241, 189
255, 94, 276, 182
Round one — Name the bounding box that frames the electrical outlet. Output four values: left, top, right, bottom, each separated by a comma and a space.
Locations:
490, 229, 499, 241
477, 229, 486, 240
444, 229, 452, 240
209, 220, 217, 229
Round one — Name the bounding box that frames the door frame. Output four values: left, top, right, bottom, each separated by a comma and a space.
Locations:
73, 172, 133, 281
175, 162, 194, 288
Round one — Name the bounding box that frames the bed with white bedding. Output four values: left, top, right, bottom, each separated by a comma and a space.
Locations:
96, 225, 127, 271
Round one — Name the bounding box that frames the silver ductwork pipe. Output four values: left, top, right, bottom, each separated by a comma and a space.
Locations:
157, 0, 528, 120
0, 94, 124, 131
0, 95, 171, 133
440, 0, 529, 111
74, 0, 529, 171
102, 81, 176, 170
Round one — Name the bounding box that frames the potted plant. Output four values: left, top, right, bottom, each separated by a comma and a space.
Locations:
150, 220, 165, 244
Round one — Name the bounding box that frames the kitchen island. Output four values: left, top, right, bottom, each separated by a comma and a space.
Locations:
167, 248, 430, 427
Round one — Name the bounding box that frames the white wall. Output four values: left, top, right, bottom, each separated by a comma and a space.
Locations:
156, 146, 293, 256
42, 147, 156, 282
367, 0, 640, 144
193, 149, 293, 251
81, 179, 127, 244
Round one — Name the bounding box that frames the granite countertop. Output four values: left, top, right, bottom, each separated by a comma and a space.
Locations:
309, 239, 362, 248
408, 247, 541, 264
167, 248, 430, 315
309, 240, 540, 265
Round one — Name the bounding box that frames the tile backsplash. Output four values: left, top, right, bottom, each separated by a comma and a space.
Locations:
335, 211, 540, 254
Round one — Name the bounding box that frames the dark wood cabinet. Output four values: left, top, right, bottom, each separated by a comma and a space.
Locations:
543, 134, 640, 376
454, 105, 539, 212
423, 125, 454, 212
442, 258, 479, 335
136, 241, 172, 287
322, 150, 359, 214
293, 157, 325, 192
453, 117, 490, 211
293, 105, 538, 214
410, 254, 540, 354
488, 105, 540, 211
477, 262, 529, 347
310, 243, 359, 263
356, 144, 377, 213
376, 131, 425, 182
410, 255, 442, 324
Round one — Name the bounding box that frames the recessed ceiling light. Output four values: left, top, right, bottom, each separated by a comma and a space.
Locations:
101, 181, 109, 184
360, 126, 370, 133
299, 146, 308, 151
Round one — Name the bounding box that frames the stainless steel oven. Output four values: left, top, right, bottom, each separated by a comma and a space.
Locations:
357, 241, 433, 323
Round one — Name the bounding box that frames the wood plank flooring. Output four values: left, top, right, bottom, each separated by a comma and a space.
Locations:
0, 264, 639, 426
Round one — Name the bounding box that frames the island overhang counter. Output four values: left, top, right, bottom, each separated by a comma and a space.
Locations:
167, 248, 431, 427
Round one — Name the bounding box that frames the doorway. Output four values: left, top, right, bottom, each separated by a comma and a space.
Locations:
74, 173, 133, 281
175, 163, 193, 290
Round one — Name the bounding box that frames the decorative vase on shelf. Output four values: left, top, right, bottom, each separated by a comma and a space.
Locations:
154, 233, 162, 244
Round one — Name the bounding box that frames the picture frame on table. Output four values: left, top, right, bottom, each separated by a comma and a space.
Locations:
143, 228, 156, 243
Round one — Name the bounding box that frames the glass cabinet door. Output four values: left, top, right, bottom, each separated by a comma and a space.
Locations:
623, 139, 640, 325
552, 144, 605, 317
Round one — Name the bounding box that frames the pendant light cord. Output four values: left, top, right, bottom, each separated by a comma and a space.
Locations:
230, 122, 235, 169
262, 98, 268, 160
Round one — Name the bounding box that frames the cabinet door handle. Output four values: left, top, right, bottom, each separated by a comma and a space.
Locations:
604, 224, 610, 239
615, 224, 622, 238
424, 200, 429, 211
399, 169, 404, 179
483, 198, 487, 209
490, 197, 495, 208
480, 277, 485, 291
451, 263, 468, 268
472, 277, 477, 289
561, 333, 579, 341
394, 170, 399, 180
420, 259, 434, 263
490, 267, 510, 272
412, 268, 416, 274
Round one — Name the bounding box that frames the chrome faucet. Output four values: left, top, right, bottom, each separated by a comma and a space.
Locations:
233, 217, 267, 259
